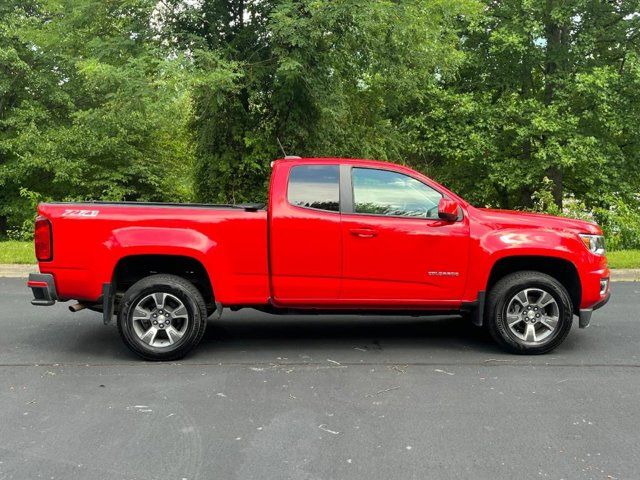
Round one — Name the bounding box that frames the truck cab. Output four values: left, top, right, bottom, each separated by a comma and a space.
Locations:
269, 159, 470, 307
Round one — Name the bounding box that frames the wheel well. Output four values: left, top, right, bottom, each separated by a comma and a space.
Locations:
487, 256, 581, 313
112, 255, 214, 306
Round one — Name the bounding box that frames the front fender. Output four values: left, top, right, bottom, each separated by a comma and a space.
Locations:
464, 227, 585, 302
481, 228, 578, 262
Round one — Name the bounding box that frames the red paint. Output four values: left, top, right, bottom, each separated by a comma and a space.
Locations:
33, 157, 609, 312
437, 197, 460, 222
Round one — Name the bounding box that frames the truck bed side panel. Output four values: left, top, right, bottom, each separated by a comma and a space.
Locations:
37, 203, 269, 304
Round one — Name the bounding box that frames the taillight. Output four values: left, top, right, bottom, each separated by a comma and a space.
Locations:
34, 216, 53, 262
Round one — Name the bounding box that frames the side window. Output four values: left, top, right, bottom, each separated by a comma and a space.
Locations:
352, 168, 442, 219
288, 165, 340, 212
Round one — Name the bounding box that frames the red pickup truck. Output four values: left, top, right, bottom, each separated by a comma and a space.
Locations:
28, 157, 610, 360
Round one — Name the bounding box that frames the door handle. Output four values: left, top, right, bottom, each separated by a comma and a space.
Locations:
349, 228, 377, 238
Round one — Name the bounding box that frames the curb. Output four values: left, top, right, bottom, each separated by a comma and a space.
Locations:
0, 264, 38, 278
610, 269, 640, 282
1, 264, 639, 281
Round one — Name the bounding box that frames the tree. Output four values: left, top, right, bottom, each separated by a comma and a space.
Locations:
1, 0, 638, 239
428, 0, 640, 209
0, 0, 194, 237
157, 0, 480, 203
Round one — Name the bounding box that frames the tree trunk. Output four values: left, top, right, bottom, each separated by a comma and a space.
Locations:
543, 0, 564, 209
519, 56, 534, 209
545, 166, 563, 207
519, 142, 534, 209
498, 185, 510, 210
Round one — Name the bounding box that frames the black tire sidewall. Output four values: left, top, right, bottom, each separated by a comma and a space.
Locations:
488, 272, 573, 354
118, 275, 206, 360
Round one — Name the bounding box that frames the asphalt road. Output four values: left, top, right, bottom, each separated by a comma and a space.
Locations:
0, 278, 639, 480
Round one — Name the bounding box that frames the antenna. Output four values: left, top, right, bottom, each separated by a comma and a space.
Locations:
276, 137, 287, 158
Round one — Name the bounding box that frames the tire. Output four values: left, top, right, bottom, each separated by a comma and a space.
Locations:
486, 271, 573, 354
117, 274, 208, 361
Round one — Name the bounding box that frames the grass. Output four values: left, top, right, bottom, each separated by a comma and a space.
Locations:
0, 240, 639, 269
607, 249, 640, 269
0, 241, 36, 264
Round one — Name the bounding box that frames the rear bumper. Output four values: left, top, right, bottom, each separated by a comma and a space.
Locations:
27, 273, 57, 306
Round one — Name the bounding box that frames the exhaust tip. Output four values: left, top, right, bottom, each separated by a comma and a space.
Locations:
69, 303, 87, 313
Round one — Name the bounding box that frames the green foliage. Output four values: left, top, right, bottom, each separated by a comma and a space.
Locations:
593, 197, 640, 251
532, 179, 640, 250
531, 177, 565, 217
431, 0, 640, 210
157, 0, 481, 203
0, 0, 195, 238
1, 0, 639, 242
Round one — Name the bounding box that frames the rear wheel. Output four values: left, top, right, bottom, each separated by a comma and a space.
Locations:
117, 274, 207, 361
486, 271, 573, 354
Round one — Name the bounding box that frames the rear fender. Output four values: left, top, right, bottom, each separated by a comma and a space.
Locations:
106, 226, 218, 290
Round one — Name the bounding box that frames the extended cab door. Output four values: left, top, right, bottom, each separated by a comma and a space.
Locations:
269, 162, 343, 304
340, 166, 469, 307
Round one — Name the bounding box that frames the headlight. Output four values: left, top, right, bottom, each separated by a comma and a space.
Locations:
579, 234, 605, 255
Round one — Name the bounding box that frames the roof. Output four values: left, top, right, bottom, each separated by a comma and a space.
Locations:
276, 156, 400, 168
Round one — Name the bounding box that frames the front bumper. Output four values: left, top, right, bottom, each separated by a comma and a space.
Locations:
27, 273, 57, 306
578, 290, 611, 328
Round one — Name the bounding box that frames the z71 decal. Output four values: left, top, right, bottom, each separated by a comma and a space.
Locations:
61, 209, 99, 217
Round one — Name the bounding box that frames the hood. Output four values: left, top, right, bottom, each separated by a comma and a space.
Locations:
474, 208, 602, 235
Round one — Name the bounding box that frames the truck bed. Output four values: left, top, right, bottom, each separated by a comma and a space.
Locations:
37, 202, 270, 304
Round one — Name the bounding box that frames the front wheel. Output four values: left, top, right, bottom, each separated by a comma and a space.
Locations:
486, 271, 573, 354
117, 274, 208, 361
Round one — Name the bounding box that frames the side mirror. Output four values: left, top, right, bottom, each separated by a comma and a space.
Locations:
438, 198, 459, 222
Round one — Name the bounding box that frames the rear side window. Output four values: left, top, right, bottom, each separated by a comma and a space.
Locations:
288, 165, 340, 212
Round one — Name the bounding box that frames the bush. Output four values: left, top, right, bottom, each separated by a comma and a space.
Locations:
532, 179, 640, 250
593, 197, 640, 251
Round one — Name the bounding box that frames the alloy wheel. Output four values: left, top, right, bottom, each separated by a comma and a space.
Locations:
505, 288, 560, 345
130, 292, 190, 348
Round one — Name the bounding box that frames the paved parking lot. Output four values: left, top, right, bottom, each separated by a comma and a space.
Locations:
1, 278, 639, 479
